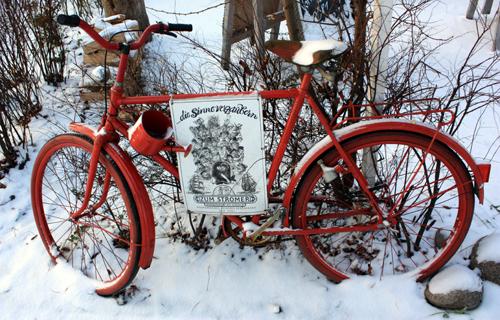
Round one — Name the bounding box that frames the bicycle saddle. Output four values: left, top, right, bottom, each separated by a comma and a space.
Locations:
264, 39, 348, 66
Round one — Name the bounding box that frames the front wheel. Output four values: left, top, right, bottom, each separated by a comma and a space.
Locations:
292, 131, 474, 282
31, 134, 141, 296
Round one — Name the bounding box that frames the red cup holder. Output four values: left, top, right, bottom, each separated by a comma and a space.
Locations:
129, 110, 173, 155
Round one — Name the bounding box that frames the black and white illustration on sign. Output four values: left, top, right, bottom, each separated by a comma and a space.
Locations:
170, 95, 267, 215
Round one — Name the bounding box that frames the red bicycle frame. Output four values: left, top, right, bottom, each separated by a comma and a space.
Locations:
68, 20, 491, 258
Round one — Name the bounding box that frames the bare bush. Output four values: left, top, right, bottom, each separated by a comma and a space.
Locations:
0, 0, 42, 172
26, 0, 66, 85
108, 1, 499, 247
158, 1, 498, 199
0, 0, 67, 176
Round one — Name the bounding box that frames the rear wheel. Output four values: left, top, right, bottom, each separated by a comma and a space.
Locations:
31, 134, 141, 296
292, 131, 474, 282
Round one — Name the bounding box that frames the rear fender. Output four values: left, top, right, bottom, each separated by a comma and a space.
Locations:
69, 122, 155, 269
282, 119, 489, 226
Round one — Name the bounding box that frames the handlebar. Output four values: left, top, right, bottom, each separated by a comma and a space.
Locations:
167, 23, 193, 32
57, 14, 81, 27
56, 14, 192, 51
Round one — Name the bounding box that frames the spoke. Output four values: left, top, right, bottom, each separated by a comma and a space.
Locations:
33, 137, 141, 295
55, 147, 83, 205
86, 223, 114, 281
390, 180, 463, 219
294, 135, 473, 281
379, 230, 390, 278
45, 161, 74, 210
88, 215, 128, 278
341, 230, 380, 275
50, 221, 74, 244
93, 211, 130, 229
42, 178, 75, 215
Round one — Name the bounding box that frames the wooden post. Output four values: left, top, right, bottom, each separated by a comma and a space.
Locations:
282, 0, 304, 41
482, 0, 494, 14
466, 0, 478, 19
253, 0, 266, 61
221, 0, 285, 70
221, 0, 235, 70
270, 25, 280, 41
368, 0, 393, 105
365, 0, 393, 186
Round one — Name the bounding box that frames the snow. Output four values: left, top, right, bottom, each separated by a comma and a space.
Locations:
79, 123, 99, 134
293, 118, 442, 177
476, 233, 500, 264
172, 91, 260, 101
475, 158, 492, 165
128, 116, 142, 140
428, 265, 483, 294
1, 0, 500, 319
82, 20, 139, 45
92, 19, 113, 31
292, 39, 349, 65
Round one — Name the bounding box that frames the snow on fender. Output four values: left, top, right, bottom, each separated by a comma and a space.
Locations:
283, 118, 489, 219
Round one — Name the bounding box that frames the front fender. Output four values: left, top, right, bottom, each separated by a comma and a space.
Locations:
69, 123, 155, 269
282, 119, 489, 220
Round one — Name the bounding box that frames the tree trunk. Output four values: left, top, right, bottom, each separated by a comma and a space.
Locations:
101, 0, 150, 31
351, 0, 368, 105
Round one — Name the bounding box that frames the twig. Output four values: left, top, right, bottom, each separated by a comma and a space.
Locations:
206, 266, 210, 291
146, 3, 225, 16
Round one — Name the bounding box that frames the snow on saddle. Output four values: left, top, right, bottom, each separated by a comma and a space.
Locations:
264, 39, 348, 66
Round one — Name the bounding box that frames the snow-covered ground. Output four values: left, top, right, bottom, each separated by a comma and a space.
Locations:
1, 1, 500, 319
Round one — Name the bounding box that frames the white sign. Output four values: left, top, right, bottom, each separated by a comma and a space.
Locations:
170, 95, 268, 215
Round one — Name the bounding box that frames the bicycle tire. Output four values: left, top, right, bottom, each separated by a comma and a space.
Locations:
31, 133, 142, 296
292, 131, 474, 282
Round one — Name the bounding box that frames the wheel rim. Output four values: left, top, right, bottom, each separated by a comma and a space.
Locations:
293, 132, 474, 281
32, 136, 140, 295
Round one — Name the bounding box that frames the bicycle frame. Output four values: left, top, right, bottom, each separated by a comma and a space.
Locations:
68, 20, 491, 259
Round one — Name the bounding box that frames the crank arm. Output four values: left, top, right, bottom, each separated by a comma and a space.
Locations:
246, 207, 286, 244
214, 225, 229, 245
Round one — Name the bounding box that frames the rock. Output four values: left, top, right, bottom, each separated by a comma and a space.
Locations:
469, 233, 500, 286
424, 265, 483, 310
434, 229, 450, 249
269, 304, 282, 314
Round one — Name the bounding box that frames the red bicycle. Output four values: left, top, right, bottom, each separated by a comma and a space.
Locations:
31, 15, 491, 296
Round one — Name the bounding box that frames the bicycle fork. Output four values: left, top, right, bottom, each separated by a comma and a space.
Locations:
69, 133, 116, 221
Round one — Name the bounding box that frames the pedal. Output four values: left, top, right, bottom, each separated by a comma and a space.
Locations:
246, 207, 286, 243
